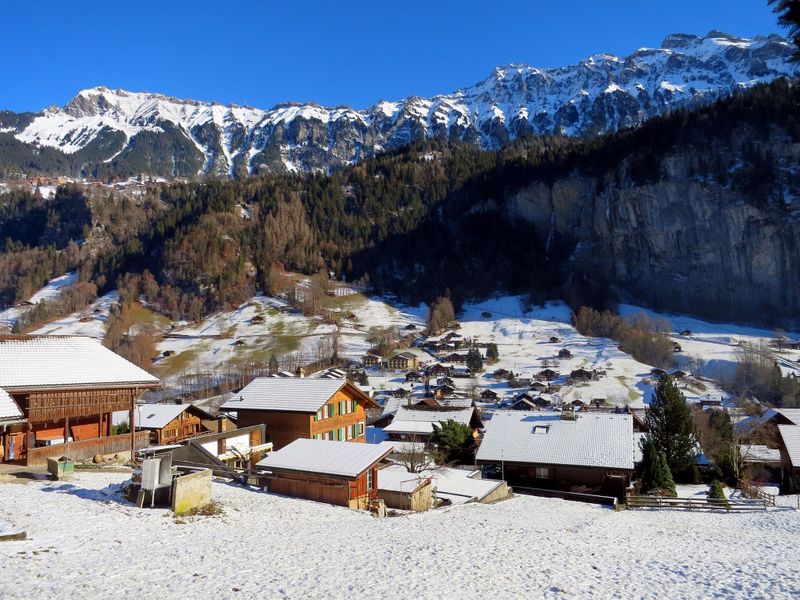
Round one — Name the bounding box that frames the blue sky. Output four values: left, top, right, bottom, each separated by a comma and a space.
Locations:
3, 0, 784, 112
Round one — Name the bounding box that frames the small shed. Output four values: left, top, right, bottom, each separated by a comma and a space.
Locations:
377, 470, 433, 512
257, 439, 394, 509
558, 349, 572, 359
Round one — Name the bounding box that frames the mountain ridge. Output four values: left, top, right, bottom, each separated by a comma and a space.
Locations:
2, 31, 793, 179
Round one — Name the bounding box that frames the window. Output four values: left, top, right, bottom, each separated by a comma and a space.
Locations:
350, 399, 357, 413
367, 468, 373, 490
535, 467, 549, 479
358, 421, 365, 435
339, 427, 346, 441
314, 410, 320, 422
340, 400, 346, 415
346, 425, 353, 440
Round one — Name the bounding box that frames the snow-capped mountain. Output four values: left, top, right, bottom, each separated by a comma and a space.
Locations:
5, 31, 794, 177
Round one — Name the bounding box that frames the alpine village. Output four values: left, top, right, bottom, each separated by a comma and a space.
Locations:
1, 2, 800, 599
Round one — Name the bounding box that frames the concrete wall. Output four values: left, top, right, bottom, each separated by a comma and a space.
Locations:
171, 468, 212, 515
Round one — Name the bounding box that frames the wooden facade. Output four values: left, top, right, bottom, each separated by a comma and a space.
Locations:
235, 386, 373, 450
264, 463, 380, 509
4, 385, 156, 467
147, 409, 204, 445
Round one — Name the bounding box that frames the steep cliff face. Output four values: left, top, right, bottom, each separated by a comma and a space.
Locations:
508, 139, 800, 326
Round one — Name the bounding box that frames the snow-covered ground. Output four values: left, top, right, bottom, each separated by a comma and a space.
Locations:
7, 275, 799, 404
0, 272, 77, 329
0, 471, 798, 599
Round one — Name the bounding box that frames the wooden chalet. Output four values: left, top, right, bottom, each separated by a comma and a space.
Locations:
557, 349, 572, 359
476, 412, 635, 499
257, 439, 394, 509
387, 352, 419, 370
136, 403, 213, 445
426, 364, 452, 377
405, 370, 423, 382
221, 378, 378, 450
480, 389, 499, 401
530, 381, 548, 393
570, 368, 595, 381
0, 336, 159, 467
493, 368, 511, 379
549, 336, 559, 343
443, 352, 467, 364
537, 369, 560, 381
362, 354, 382, 368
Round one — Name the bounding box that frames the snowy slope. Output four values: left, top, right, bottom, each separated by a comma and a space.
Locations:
0, 471, 799, 599
9, 31, 793, 176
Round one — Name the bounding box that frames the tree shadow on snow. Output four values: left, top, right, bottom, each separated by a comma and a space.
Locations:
40, 482, 131, 506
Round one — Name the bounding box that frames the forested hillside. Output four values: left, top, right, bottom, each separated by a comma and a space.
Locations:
1, 80, 798, 327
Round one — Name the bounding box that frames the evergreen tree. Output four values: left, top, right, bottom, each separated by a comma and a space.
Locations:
708, 479, 727, 502
486, 343, 499, 361
639, 436, 676, 496
357, 370, 369, 386
466, 347, 483, 373
431, 419, 474, 461
771, 0, 800, 61
647, 376, 697, 479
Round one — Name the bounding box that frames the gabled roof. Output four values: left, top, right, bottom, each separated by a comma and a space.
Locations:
136, 403, 195, 430
0, 336, 159, 391
476, 411, 634, 470
256, 439, 394, 478
222, 378, 376, 414
0, 388, 23, 421
778, 425, 800, 468
777, 409, 800, 425
383, 406, 480, 434
739, 444, 781, 464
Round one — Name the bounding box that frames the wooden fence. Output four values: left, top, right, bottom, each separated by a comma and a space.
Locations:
737, 482, 776, 507
626, 495, 766, 512
27, 432, 149, 467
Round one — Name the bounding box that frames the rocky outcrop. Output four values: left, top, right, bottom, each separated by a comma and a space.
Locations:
508, 141, 800, 327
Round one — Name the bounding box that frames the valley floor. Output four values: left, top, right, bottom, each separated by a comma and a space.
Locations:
1, 472, 799, 599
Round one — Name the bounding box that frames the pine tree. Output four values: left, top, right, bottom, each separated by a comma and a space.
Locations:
486, 343, 499, 361
466, 347, 483, 373
708, 479, 727, 501
647, 376, 697, 479
639, 436, 676, 496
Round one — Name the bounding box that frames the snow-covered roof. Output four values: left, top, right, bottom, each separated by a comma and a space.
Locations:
778, 425, 800, 469
0, 336, 159, 390
256, 439, 394, 478
739, 444, 781, 464
377, 469, 432, 493
383, 406, 477, 434
476, 411, 635, 470
777, 409, 800, 426
222, 378, 356, 413
136, 404, 190, 430
0, 388, 23, 421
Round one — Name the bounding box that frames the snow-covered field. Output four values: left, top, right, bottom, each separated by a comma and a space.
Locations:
0, 472, 798, 599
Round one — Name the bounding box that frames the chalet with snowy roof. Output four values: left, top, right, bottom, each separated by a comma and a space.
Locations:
442, 352, 468, 364
570, 368, 595, 381
221, 378, 378, 450
476, 411, 635, 495
537, 369, 560, 381
557, 349, 572, 359
382, 406, 483, 442
387, 352, 419, 370
530, 381, 548, 393
135, 403, 213, 445
0, 336, 159, 467
362, 353, 382, 368
257, 439, 394, 509
426, 364, 452, 377
493, 368, 511, 379
777, 425, 800, 479
405, 370, 423, 382
480, 389, 499, 401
